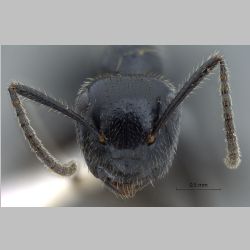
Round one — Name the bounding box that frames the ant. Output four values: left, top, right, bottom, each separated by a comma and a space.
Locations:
8, 46, 241, 198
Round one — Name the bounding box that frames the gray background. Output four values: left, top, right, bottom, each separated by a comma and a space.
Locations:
1, 45, 249, 206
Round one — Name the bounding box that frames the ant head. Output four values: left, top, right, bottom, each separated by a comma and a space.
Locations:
75, 74, 181, 198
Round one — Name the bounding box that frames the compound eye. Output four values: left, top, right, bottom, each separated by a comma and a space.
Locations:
147, 133, 156, 145
98, 130, 107, 144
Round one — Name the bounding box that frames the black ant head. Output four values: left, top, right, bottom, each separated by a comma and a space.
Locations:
75, 74, 181, 198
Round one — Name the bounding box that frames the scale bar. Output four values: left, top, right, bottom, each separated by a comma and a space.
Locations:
176, 188, 221, 191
